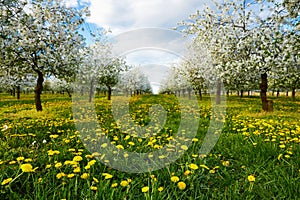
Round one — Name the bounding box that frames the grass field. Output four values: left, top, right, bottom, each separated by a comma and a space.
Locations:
0, 93, 299, 199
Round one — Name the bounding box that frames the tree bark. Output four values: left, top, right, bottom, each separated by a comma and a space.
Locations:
286, 91, 289, 96
107, 86, 112, 100
188, 88, 191, 100
198, 88, 202, 101
292, 87, 296, 101
276, 90, 279, 97
89, 80, 94, 102
216, 80, 221, 105
260, 73, 272, 112
35, 71, 44, 111
16, 86, 20, 100
240, 90, 244, 98
66, 88, 72, 98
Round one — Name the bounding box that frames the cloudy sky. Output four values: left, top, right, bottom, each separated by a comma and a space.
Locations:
63, 0, 206, 92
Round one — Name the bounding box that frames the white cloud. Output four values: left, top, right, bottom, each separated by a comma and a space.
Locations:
85, 0, 206, 34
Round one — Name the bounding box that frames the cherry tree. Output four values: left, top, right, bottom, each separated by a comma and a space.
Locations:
1, 0, 89, 111
118, 66, 152, 96
179, 0, 294, 111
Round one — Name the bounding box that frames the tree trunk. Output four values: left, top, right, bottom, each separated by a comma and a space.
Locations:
89, 80, 94, 102
216, 80, 221, 105
286, 91, 289, 96
107, 86, 112, 100
276, 90, 279, 97
35, 71, 44, 112
66, 88, 72, 98
260, 73, 272, 112
16, 86, 20, 100
248, 90, 250, 96
13, 88, 16, 97
226, 90, 229, 96
198, 88, 202, 101
292, 87, 296, 101
240, 90, 244, 98
188, 88, 191, 100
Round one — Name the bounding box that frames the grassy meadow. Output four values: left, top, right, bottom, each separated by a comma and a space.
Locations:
0, 93, 299, 199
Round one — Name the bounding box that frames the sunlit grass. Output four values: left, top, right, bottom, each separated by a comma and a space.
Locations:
0, 93, 299, 199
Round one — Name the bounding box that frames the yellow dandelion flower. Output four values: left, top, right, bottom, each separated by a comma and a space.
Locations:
1, 178, 12, 186
111, 183, 118, 188
221, 161, 230, 167
67, 174, 75, 179
73, 156, 83, 162
247, 175, 256, 182
17, 157, 25, 162
24, 158, 32, 162
55, 162, 62, 168
49, 134, 59, 139
56, 172, 66, 179
102, 173, 113, 179
158, 187, 164, 192
9, 161, 16, 165
181, 145, 188, 150
120, 180, 129, 187
90, 186, 97, 191
20, 163, 37, 173
73, 167, 80, 173
200, 164, 209, 170
141, 186, 149, 193
184, 170, 191, 176
177, 181, 186, 190
171, 176, 179, 183
93, 177, 99, 183
81, 173, 89, 179
189, 163, 199, 170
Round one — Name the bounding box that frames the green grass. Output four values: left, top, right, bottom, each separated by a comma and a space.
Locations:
0, 93, 299, 199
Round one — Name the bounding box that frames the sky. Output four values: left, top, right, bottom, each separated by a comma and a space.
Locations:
61, 0, 210, 93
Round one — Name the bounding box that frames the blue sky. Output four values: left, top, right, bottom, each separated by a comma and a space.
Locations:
63, 0, 207, 92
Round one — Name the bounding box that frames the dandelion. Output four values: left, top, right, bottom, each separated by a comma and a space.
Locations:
200, 164, 209, 170
247, 175, 256, 182
102, 173, 113, 179
81, 173, 89, 179
73, 156, 83, 162
47, 150, 59, 156
177, 181, 186, 190
9, 161, 16, 165
171, 176, 179, 183
49, 134, 59, 139
184, 170, 191, 176
55, 162, 62, 168
158, 187, 164, 192
93, 177, 99, 183
20, 163, 37, 172
24, 158, 32, 162
1, 178, 12, 186
181, 145, 188, 150
46, 164, 52, 169
141, 186, 149, 193
90, 186, 97, 191
42, 139, 47, 143
56, 173, 66, 179
73, 167, 80, 173
120, 180, 129, 187
111, 183, 118, 188
17, 157, 25, 162
67, 174, 75, 179
221, 160, 230, 167
189, 163, 199, 170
